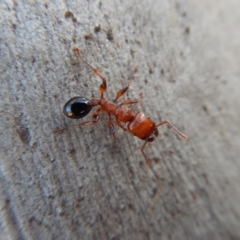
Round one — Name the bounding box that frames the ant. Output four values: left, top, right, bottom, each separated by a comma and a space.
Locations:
54, 47, 188, 165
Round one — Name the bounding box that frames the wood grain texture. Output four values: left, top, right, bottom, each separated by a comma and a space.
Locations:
1, 0, 240, 239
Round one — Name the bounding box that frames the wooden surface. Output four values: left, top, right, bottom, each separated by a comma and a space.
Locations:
1, 0, 240, 239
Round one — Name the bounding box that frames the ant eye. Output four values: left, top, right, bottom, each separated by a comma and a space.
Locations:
63, 97, 92, 119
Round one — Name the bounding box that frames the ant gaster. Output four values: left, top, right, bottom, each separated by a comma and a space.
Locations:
54, 47, 188, 165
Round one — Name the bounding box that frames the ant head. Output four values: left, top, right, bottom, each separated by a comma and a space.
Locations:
63, 97, 92, 119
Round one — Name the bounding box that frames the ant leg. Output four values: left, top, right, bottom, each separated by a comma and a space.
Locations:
116, 119, 127, 131
73, 47, 107, 99
80, 111, 100, 126
53, 108, 101, 134
140, 137, 154, 165
108, 118, 116, 140
119, 99, 139, 106
156, 121, 188, 140
108, 116, 118, 152
113, 82, 131, 102
113, 67, 138, 102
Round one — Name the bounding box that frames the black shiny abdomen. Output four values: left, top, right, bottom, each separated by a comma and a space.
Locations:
63, 97, 92, 119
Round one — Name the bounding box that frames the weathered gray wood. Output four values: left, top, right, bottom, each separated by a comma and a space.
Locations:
1, 0, 240, 239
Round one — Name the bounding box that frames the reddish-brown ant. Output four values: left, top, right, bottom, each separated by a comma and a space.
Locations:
54, 47, 188, 165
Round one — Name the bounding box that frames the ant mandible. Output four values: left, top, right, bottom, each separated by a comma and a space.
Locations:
54, 47, 188, 165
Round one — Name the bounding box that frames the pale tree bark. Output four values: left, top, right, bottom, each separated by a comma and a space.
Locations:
1, 0, 240, 239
